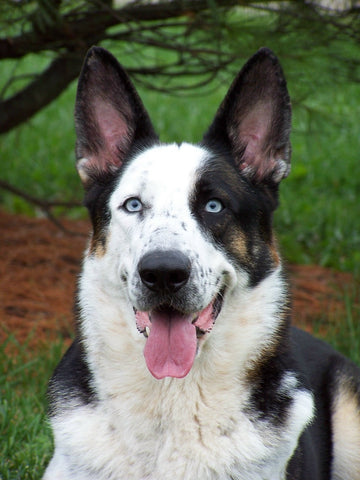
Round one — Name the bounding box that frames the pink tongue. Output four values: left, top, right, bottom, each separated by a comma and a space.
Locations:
144, 311, 197, 379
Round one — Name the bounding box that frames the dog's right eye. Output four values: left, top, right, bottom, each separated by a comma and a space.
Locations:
123, 197, 143, 213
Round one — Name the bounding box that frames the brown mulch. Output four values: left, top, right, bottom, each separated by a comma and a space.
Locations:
0, 210, 356, 353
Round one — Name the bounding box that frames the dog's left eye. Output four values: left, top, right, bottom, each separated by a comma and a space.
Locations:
204, 199, 224, 214
123, 197, 143, 213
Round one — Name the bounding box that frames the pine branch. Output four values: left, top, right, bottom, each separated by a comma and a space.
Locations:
0, 53, 83, 134
0, 179, 84, 235
0, 0, 241, 59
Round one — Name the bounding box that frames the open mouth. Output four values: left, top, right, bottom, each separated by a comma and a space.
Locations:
134, 290, 224, 379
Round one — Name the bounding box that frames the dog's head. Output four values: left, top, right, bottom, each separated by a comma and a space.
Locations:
75, 47, 291, 379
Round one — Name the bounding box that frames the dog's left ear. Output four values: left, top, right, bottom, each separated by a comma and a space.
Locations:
75, 46, 158, 187
203, 48, 291, 184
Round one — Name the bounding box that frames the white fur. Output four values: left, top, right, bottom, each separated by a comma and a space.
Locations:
45, 267, 314, 479
44, 144, 314, 479
109, 143, 239, 313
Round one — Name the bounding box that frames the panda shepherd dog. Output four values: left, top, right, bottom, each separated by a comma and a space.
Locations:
44, 47, 360, 479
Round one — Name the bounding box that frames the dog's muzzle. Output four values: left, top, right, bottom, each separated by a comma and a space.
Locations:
134, 250, 224, 380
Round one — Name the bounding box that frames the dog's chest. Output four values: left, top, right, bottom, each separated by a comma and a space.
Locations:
56, 372, 300, 480
103, 381, 247, 477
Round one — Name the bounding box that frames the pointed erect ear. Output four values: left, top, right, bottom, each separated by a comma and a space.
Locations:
75, 46, 158, 187
203, 48, 291, 184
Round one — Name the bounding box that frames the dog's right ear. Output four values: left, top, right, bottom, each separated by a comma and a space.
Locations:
75, 47, 158, 188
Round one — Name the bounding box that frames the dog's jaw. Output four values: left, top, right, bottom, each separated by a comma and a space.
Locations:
134, 291, 224, 379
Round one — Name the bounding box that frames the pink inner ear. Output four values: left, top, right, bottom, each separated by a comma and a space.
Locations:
236, 102, 278, 180
94, 100, 132, 172
238, 103, 272, 155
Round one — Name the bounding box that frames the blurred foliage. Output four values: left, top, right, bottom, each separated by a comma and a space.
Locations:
0, 0, 359, 131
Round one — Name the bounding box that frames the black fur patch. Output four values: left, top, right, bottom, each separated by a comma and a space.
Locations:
192, 152, 279, 286
47, 338, 96, 417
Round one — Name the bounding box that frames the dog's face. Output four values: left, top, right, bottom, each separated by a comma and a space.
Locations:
107, 143, 237, 379
74, 47, 291, 380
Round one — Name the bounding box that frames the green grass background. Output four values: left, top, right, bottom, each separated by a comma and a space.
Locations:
1, 11, 360, 479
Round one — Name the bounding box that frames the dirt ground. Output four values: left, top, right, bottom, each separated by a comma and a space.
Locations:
0, 209, 356, 353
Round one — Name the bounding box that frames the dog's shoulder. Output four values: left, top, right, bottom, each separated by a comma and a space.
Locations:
289, 327, 360, 479
290, 326, 360, 390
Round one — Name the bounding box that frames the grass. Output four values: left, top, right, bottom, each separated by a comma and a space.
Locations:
277, 80, 360, 272
0, 336, 67, 479
313, 286, 360, 366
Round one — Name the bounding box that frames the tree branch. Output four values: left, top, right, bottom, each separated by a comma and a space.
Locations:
0, 179, 81, 209
0, 0, 244, 134
0, 179, 84, 235
0, 53, 83, 134
1, 0, 359, 135
0, 0, 242, 59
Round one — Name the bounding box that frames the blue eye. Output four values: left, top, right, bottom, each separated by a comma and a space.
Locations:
124, 197, 143, 213
204, 199, 224, 214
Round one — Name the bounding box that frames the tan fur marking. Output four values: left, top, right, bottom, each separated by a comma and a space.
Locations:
269, 234, 281, 267
331, 383, 360, 479
230, 229, 248, 259
88, 233, 107, 258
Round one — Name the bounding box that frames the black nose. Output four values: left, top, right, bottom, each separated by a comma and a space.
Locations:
138, 250, 191, 294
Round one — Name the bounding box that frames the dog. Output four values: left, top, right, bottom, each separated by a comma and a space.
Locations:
43, 46, 360, 480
